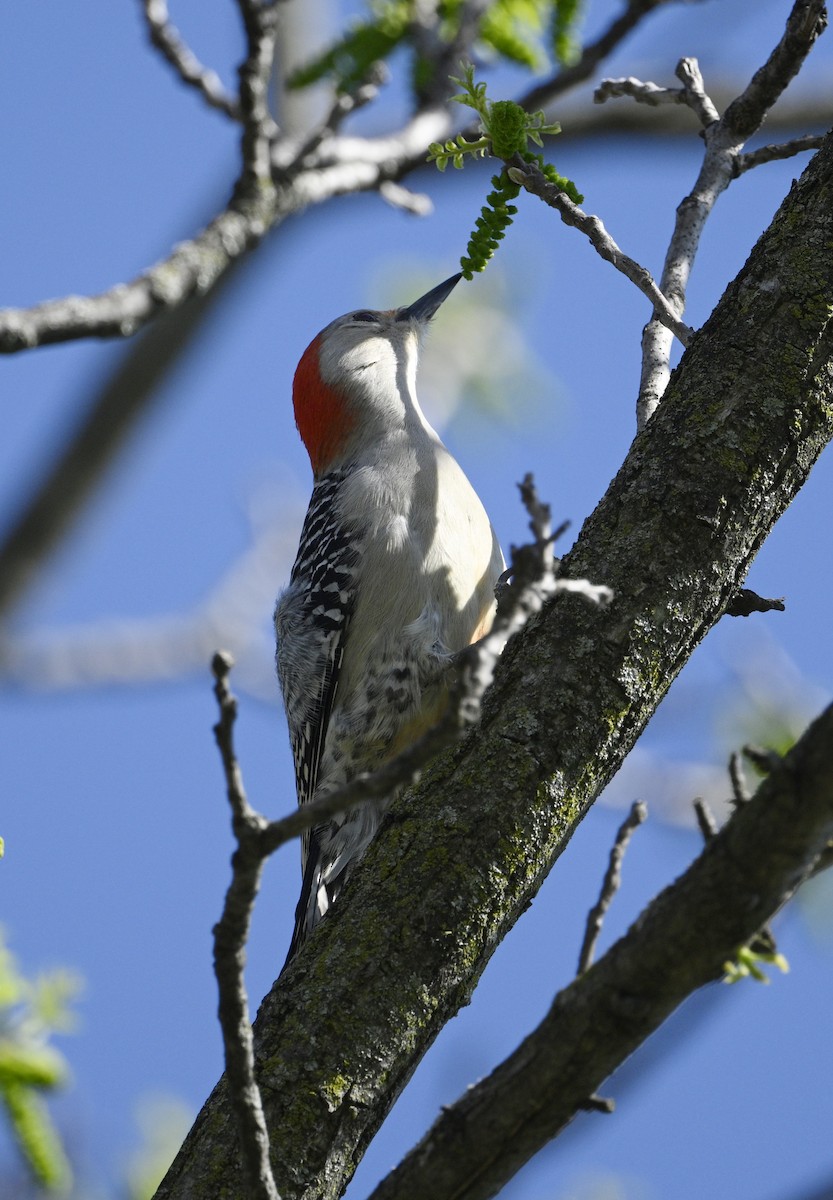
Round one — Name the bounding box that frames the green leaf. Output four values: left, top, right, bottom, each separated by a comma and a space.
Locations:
0, 1080, 72, 1191
553, 0, 585, 66
0, 1042, 67, 1090
723, 944, 790, 985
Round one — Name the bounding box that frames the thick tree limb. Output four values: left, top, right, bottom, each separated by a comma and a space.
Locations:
153, 130, 833, 1200
368, 703, 833, 1200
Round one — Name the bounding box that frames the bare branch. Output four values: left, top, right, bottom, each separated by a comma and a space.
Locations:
636, 0, 827, 427
735, 133, 826, 174
235, 0, 282, 182
272, 66, 387, 172
140, 0, 242, 119
0, 191, 278, 354
729, 752, 751, 806
743, 744, 783, 775
506, 158, 693, 347
722, 0, 828, 141
675, 56, 720, 127
517, 0, 706, 114
693, 797, 719, 841
379, 180, 434, 215
594, 75, 691, 108
577, 800, 647, 974
210, 653, 281, 1200
0, 0, 711, 361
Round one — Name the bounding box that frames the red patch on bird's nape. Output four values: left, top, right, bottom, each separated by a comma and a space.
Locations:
293, 334, 356, 476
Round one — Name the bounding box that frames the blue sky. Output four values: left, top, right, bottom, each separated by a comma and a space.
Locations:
2, 1, 833, 1197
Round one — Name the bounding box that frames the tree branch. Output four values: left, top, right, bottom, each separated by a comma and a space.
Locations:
0, 0, 714, 626
577, 800, 647, 975
367, 702, 833, 1200
506, 156, 693, 347
211, 652, 280, 1200
735, 133, 826, 174
0, 191, 279, 354
624, 0, 828, 426
593, 74, 695, 108
517, 0, 705, 114
139, 0, 242, 120
0, 0, 709, 358
154, 128, 833, 1200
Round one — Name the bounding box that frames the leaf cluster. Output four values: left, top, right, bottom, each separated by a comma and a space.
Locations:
427, 62, 563, 167
428, 63, 582, 277
552, 0, 584, 66
287, 2, 411, 93
460, 171, 521, 279
287, 0, 585, 95
723, 943, 790, 985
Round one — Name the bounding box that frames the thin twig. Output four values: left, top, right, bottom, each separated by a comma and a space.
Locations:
140, 0, 242, 120
675, 56, 720, 127
743, 744, 783, 775
729, 752, 751, 806
507, 158, 693, 348
518, 0, 698, 113
210, 652, 280, 1200
579, 1094, 616, 1113
272, 67, 387, 175
577, 800, 647, 975
379, 180, 433, 215
735, 133, 825, 175
694, 784, 778, 964
725, 588, 786, 617
235, 0, 281, 185
693, 797, 719, 842
594, 76, 691, 108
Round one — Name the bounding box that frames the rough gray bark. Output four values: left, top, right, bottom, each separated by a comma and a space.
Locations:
154, 132, 833, 1200
367, 703, 833, 1200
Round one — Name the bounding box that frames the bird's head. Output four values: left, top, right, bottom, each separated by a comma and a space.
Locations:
292, 273, 462, 476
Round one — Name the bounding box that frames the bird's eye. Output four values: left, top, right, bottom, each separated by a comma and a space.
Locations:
351, 310, 378, 323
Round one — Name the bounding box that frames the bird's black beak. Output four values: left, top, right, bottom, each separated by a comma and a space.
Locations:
397, 273, 463, 322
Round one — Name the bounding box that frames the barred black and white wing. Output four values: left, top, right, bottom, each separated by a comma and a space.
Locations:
274, 469, 362, 962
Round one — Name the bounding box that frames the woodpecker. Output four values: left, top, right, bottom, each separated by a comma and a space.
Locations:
275, 273, 504, 965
